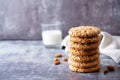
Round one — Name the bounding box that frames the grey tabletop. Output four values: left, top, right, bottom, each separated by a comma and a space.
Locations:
0, 41, 120, 80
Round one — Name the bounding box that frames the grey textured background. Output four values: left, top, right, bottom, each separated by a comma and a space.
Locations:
0, 0, 120, 40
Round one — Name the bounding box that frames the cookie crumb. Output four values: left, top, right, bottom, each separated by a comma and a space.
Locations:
103, 67, 109, 74
62, 57, 68, 61
54, 60, 61, 65
107, 65, 115, 71
55, 53, 62, 57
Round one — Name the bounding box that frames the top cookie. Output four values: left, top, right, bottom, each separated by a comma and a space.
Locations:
68, 26, 100, 38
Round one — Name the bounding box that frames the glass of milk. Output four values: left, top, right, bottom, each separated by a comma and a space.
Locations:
41, 21, 62, 48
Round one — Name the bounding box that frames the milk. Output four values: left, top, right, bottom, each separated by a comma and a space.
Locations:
42, 30, 62, 46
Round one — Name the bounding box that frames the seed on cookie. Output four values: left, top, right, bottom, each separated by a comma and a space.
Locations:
55, 53, 62, 57
54, 60, 61, 65
62, 57, 68, 61
53, 58, 59, 61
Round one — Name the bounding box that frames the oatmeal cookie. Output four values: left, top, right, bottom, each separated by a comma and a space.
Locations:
69, 64, 99, 73
69, 35, 101, 44
69, 53, 99, 62
69, 47, 99, 56
68, 58, 100, 68
68, 41, 99, 50
68, 26, 100, 38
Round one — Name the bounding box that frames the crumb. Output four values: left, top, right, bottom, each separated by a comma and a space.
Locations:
55, 53, 62, 57
103, 67, 109, 74
53, 58, 59, 61
107, 65, 115, 71
54, 60, 60, 65
62, 57, 68, 61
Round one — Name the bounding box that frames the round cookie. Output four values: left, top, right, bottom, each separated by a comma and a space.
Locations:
69, 65, 99, 73
69, 47, 99, 56
68, 26, 100, 38
68, 41, 99, 50
68, 58, 100, 68
69, 53, 99, 62
69, 35, 101, 44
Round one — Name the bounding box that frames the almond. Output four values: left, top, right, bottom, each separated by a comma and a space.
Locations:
53, 58, 59, 61
54, 60, 60, 65
62, 57, 68, 61
55, 53, 62, 57
103, 67, 109, 74
107, 65, 115, 71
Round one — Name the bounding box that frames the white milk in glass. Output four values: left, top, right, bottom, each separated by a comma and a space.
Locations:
42, 30, 62, 47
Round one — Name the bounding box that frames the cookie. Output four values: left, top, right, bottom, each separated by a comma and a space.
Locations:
68, 58, 100, 68
69, 53, 99, 62
69, 65, 99, 73
69, 35, 101, 44
68, 41, 99, 50
68, 26, 100, 38
69, 47, 99, 56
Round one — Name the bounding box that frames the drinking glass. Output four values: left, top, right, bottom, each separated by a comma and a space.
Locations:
41, 21, 62, 48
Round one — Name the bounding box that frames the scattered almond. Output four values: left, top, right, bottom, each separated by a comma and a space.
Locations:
54, 60, 60, 65
62, 57, 68, 61
55, 53, 62, 57
107, 65, 115, 71
53, 58, 59, 61
103, 67, 109, 74
103, 65, 115, 74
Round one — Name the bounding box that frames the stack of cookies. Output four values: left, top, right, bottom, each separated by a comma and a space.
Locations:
68, 26, 101, 73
